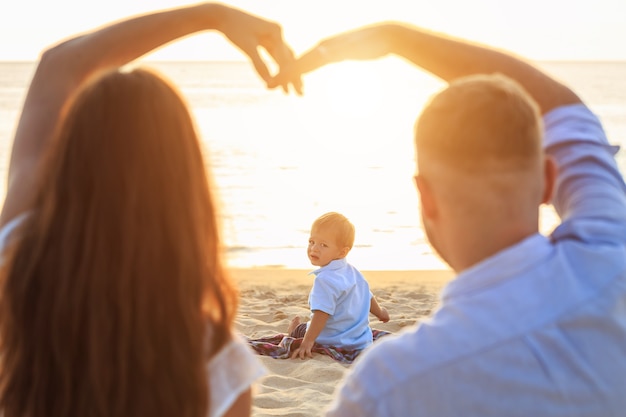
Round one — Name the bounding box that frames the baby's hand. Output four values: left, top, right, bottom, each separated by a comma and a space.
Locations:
378, 307, 390, 323
291, 339, 315, 360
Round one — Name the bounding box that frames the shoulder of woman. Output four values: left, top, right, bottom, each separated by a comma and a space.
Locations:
207, 333, 267, 417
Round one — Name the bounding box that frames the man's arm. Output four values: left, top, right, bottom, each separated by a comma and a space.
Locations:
277, 22, 580, 113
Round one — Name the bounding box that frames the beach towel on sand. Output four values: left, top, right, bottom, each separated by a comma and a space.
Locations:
246, 330, 390, 364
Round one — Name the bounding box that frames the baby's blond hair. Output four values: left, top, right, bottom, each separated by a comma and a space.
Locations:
311, 212, 355, 249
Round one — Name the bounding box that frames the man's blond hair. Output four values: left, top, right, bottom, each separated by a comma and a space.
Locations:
415, 73, 543, 174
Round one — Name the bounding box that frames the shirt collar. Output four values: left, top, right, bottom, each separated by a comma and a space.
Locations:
309, 258, 348, 276
441, 233, 552, 301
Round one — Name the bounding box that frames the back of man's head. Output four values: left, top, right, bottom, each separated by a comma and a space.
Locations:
415, 73, 543, 176
413, 74, 548, 270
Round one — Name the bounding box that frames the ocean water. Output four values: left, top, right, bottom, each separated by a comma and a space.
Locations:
1, 60, 625, 270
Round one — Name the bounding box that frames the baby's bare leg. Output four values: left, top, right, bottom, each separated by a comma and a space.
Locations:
287, 316, 301, 334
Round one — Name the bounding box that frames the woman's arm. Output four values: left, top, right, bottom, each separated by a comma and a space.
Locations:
1, 3, 300, 227
223, 388, 252, 417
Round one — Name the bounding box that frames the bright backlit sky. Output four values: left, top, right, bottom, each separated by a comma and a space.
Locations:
1, 0, 625, 61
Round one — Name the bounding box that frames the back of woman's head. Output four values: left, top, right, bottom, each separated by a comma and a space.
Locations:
0, 68, 237, 417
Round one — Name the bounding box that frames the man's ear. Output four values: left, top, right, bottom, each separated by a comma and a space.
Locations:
542, 156, 558, 204
414, 175, 437, 220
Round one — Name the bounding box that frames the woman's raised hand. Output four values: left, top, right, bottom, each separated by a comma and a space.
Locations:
216, 5, 303, 95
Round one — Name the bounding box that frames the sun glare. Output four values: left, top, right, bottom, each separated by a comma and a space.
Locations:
306, 61, 386, 119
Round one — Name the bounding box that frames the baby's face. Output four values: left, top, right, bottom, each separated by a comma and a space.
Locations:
307, 227, 346, 267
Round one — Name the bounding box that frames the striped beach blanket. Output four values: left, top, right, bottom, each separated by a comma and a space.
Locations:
245, 330, 391, 364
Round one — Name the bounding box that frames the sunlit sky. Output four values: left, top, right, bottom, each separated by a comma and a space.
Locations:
1, 0, 625, 62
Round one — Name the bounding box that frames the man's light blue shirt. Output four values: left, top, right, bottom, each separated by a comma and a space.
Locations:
326, 104, 626, 416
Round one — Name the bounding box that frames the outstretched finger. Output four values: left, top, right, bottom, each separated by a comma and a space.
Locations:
267, 45, 322, 92
244, 46, 271, 86
260, 32, 303, 95
272, 45, 299, 94
280, 46, 303, 95
267, 63, 294, 92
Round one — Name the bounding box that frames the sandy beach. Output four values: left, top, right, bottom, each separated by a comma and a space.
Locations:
231, 267, 454, 417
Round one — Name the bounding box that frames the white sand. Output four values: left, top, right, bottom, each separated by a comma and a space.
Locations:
231, 268, 454, 416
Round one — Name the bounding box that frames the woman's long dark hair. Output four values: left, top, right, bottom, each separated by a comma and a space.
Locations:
0, 68, 238, 417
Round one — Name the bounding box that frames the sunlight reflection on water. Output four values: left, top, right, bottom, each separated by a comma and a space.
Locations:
1, 60, 624, 271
